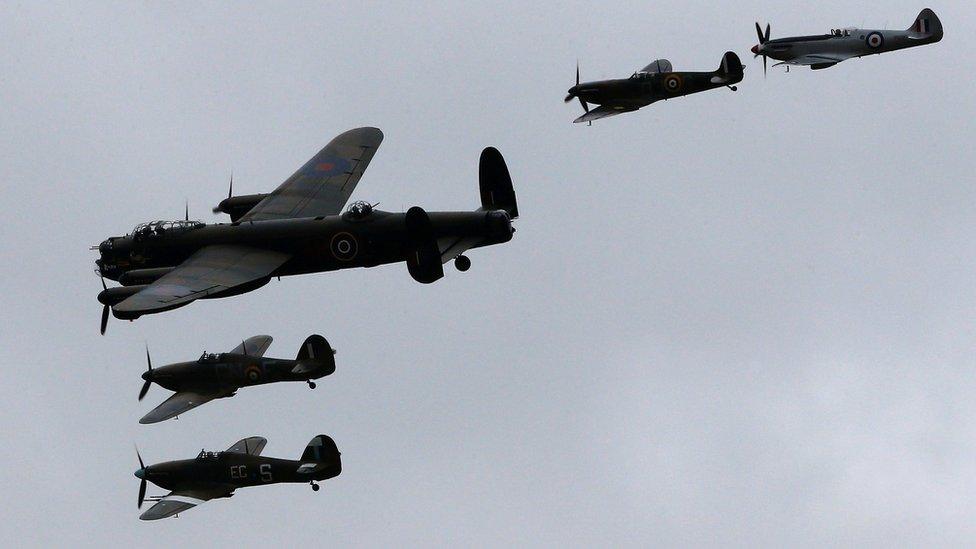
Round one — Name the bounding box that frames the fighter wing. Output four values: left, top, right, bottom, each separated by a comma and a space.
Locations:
226, 436, 268, 456
139, 484, 235, 520
776, 53, 852, 67
114, 245, 291, 317
573, 105, 638, 124
230, 335, 273, 357
139, 391, 218, 424
239, 127, 384, 221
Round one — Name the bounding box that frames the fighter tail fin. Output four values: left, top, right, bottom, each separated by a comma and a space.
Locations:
718, 51, 744, 78
300, 435, 341, 467
907, 8, 943, 41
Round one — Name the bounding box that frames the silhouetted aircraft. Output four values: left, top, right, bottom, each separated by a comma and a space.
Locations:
135, 435, 340, 520
138, 335, 335, 424
564, 51, 744, 124
752, 8, 943, 73
94, 128, 518, 333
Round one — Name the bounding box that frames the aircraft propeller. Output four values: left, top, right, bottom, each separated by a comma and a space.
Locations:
563, 62, 589, 114
138, 345, 153, 401
136, 447, 147, 509
754, 22, 771, 76
99, 276, 110, 335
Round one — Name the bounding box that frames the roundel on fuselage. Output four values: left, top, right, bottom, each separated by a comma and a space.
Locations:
330, 232, 358, 261
244, 364, 262, 382
663, 74, 683, 93
866, 32, 884, 48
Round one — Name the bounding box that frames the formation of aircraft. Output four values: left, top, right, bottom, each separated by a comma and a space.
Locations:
564, 51, 744, 124
98, 7, 946, 521
135, 435, 341, 520
138, 335, 335, 424
94, 127, 519, 333
752, 9, 943, 73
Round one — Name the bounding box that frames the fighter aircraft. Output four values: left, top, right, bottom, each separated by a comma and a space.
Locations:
134, 435, 341, 520
752, 8, 943, 73
137, 334, 335, 424
563, 51, 744, 124
94, 127, 518, 333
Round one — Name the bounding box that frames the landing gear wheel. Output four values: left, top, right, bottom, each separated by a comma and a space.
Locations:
311, 482, 320, 492
307, 380, 316, 389
454, 255, 471, 272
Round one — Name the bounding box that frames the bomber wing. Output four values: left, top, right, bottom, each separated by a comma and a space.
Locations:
140, 484, 235, 520
230, 335, 273, 357
114, 245, 291, 317
239, 127, 384, 221
140, 391, 219, 424
226, 436, 268, 456
573, 105, 638, 124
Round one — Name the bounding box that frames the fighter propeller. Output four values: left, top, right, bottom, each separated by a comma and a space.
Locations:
754, 22, 771, 76
139, 346, 153, 401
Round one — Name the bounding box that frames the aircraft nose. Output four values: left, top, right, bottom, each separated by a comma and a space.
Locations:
751, 45, 759, 54
134, 468, 145, 480
141, 370, 151, 381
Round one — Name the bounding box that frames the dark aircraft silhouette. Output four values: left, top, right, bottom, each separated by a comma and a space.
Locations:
752, 9, 943, 73
564, 51, 744, 124
138, 335, 335, 424
134, 435, 341, 520
94, 127, 519, 333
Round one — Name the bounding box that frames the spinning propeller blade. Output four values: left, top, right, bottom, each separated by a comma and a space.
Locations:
138, 346, 153, 401
136, 447, 147, 509
99, 276, 109, 335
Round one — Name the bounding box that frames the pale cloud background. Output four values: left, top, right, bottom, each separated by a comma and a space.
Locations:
1, 1, 974, 546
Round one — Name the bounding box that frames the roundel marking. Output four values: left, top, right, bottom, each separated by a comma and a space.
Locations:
663, 74, 683, 93
244, 364, 262, 382
300, 155, 352, 177
330, 232, 358, 261
866, 32, 884, 48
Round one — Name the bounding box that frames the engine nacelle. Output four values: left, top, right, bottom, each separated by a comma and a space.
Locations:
97, 284, 148, 306
119, 267, 175, 286
212, 193, 270, 222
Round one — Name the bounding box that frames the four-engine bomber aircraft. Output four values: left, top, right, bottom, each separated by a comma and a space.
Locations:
138, 335, 335, 424
752, 8, 943, 73
135, 435, 341, 520
563, 51, 744, 124
94, 127, 519, 333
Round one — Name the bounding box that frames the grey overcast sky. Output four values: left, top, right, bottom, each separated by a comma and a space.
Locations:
2, 1, 974, 546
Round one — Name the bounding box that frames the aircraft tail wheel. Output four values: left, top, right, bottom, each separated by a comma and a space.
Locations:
311, 482, 320, 492
454, 255, 471, 272
307, 380, 316, 389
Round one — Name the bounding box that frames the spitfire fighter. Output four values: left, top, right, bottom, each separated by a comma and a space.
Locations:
752, 8, 943, 73
563, 51, 744, 124
134, 435, 341, 520
138, 335, 335, 424
94, 127, 519, 333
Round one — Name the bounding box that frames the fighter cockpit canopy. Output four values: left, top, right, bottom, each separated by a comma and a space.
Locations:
196, 450, 221, 460
130, 220, 204, 238
199, 352, 222, 363
636, 59, 673, 76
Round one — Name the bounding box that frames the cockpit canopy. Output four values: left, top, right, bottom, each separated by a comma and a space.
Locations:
196, 450, 221, 460
639, 59, 672, 74
130, 220, 204, 237
199, 352, 222, 363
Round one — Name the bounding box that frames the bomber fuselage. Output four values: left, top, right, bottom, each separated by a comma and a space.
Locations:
96, 208, 514, 282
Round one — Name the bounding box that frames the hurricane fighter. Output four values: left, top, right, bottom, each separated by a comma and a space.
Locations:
134, 435, 341, 520
564, 51, 744, 124
94, 127, 519, 333
138, 335, 335, 424
752, 8, 943, 73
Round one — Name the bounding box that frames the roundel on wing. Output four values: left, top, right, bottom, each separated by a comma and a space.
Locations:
866, 32, 884, 48
663, 74, 683, 93
300, 154, 352, 177
244, 364, 262, 382
330, 232, 358, 261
